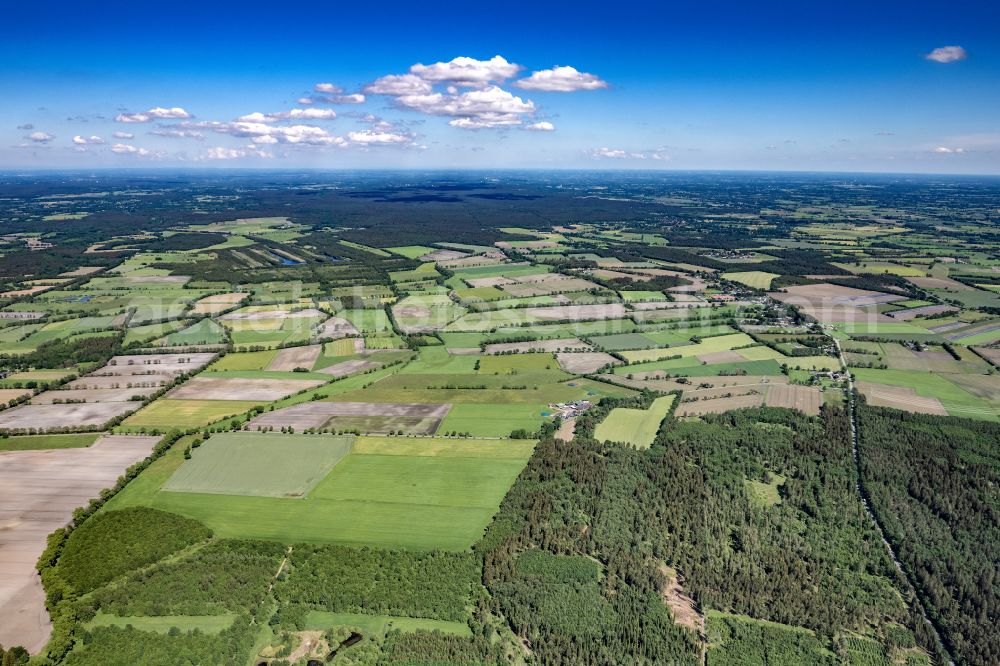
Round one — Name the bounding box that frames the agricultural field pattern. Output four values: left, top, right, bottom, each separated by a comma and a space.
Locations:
0, 172, 998, 666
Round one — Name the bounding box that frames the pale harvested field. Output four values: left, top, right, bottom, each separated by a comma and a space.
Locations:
887, 304, 957, 320
191, 302, 235, 315
63, 373, 176, 390
908, 276, 971, 291
589, 268, 653, 282
556, 352, 622, 374
0, 311, 46, 320
676, 392, 763, 416
500, 275, 599, 297
314, 316, 361, 339
221, 308, 324, 321
856, 381, 948, 415
555, 417, 576, 442
0, 389, 31, 403
697, 351, 744, 364
58, 266, 103, 277
30, 386, 157, 404
169, 376, 324, 401
0, 435, 159, 653
484, 337, 592, 355
198, 292, 246, 304
0, 286, 50, 298
764, 385, 822, 414
772, 283, 906, 306
973, 346, 1000, 367
525, 303, 627, 321
247, 401, 450, 434
100, 353, 217, 375
0, 402, 137, 430
316, 359, 381, 378
420, 249, 467, 262
465, 276, 516, 288
941, 373, 1000, 402
268, 344, 322, 371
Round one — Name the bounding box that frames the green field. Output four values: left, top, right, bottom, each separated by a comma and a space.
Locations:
208, 349, 277, 370
87, 612, 236, 634
121, 399, 262, 429
721, 271, 780, 289
620, 332, 755, 363
593, 395, 676, 448
852, 368, 998, 421
162, 432, 353, 498
386, 245, 437, 259
141, 435, 535, 550
304, 611, 471, 636
0, 432, 100, 452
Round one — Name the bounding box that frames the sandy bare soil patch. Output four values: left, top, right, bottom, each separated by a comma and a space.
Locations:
526, 303, 626, 322
697, 350, 744, 364
268, 345, 322, 371
0, 402, 137, 430
31, 386, 157, 404
0, 311, 46, 320
856, 381, 948, 415
485, 337, 593, 355
764, 385, 822, 415
908, 276, 971, 291
0, 435, 159, 654
314, 316, 361, 339
659, 565, 704, 635
773, 282, 905, 306
0, 286, 51, 298
222, 308, 324, 322
316, 359, 381, 378
248, 401, 450, 433
556, 352, 622, 374
887, 304, 958, 320
447, 347, 481, 355
169, 376, 323, 401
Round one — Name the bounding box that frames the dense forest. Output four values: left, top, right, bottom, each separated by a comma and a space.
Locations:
857, 405, 1000, 666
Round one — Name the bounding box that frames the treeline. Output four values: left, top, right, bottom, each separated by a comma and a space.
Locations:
275, 545, 477, 622
55, 507, 211, 593
857, 404, 1000, 666
2, 334, 120, 370
93, 540, 285, 616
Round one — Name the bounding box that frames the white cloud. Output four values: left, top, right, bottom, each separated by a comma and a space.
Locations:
314, 82, 343, 94
72, 135, 105, 145
410, 55, 521, 87
331, 93, 365, 104
297, 97, 315, 105
202, 145, 274, 160
284, 108, 337, 120
395, 86, 535, 129
27, 131, 54, 143
180, 120, 344, 146
111, 143, 152, 156
926, 46, 967, 63
590, 147, 668, 160
150, 128, 203, 139
113, 131, 134, 139
524, 121, 555, 131
932, 146, 965, 154
236, 112, 271, 123
515, 66, 608, 92
115, 107, 191, 123
365, 73, 434, 96
346, 130, 413, 145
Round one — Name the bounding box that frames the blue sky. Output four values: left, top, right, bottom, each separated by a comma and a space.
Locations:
2, 1, 999, 172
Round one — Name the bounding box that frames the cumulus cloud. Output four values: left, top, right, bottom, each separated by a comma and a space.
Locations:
113, 131, 134, 139
236, 108, 337, 122
515, 66, 608, 92
932, 146, 965, 154
926, 46, 967, 63
72, 135, 105, 145
202, 145, 274, 160
410, 55, 520, 87
394, 86, 536, 129
111, 143, 152, 156
346, 129, 414, 145
150, 128, 204, 139
314, 83, 343, 94
524, 121, 555, 131
365, 73, 434, 96
115, 107, 192, 123
172, 120, 345, 146
26, 131, 54, 143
